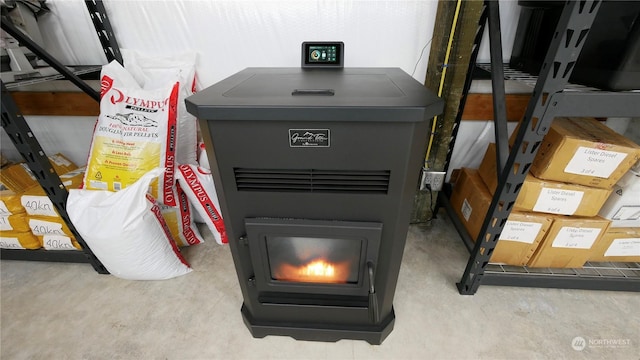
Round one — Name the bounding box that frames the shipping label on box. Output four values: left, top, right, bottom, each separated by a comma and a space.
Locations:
564, 146, 628, 178
516, 175, 611, 217
532, 188, 584, 215
604, 238, 640, 257
499, 220, 543, 244
589, 227, 640, 263
551, 226, 602, 249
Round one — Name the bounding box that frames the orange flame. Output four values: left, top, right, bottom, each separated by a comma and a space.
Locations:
274, 258, 352, 283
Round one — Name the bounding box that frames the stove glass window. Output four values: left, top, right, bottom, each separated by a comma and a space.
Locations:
266, 236, 362, 284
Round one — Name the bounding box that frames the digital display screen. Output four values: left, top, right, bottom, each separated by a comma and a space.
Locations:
308, 45, 338, 63
302, 42, 344, 68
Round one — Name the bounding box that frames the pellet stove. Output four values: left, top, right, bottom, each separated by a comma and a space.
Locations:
186, 67, 442, 344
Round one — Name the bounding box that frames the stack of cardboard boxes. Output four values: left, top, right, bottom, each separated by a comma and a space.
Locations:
451, 117, 640, 268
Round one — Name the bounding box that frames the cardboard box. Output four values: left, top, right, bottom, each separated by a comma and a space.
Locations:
450, 168, 491, 240
479, 143, 612, 217
515, 174, 612, 217
493, 211, 553, 266
530, 117, 640, 189
598, 169, 640, 228
527, 215, 611, 268
588, 227, 640, 263
450, 168, 551, 266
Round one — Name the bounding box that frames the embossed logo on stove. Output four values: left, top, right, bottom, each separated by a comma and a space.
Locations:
289, 129, 330, 147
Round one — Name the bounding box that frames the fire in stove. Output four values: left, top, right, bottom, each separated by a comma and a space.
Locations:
274, 258, 353, 283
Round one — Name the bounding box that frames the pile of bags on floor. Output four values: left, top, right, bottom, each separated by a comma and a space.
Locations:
65, 50, 226, 280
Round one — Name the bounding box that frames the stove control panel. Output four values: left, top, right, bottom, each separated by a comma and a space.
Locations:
301, 41, 344, 69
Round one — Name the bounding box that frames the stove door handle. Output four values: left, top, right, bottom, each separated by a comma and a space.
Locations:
367, 261, 379, 324
291, 89, 335, 96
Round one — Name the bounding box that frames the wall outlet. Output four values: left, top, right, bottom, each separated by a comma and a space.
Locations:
429, 171, 446, 191
420, 169, 446, 191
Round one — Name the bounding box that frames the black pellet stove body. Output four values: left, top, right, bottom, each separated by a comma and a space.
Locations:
186, 67, 442, 344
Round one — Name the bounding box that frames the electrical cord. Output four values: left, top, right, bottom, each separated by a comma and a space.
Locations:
411, 38, 433, 78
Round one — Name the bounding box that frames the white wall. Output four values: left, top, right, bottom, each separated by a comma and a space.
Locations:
2, 0, 523, 170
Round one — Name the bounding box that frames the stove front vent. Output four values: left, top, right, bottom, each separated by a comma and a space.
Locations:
234, 168, 391, 194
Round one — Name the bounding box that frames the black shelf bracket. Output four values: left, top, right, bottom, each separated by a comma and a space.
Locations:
1, 82, 109, 274
482, 269, 640, 292
455, 0, 605, 295
84, 0, 123, 65
486, 0, 509, 176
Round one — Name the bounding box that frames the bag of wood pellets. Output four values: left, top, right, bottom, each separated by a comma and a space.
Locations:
0, 231, 41, 250
38, 234, 81, 251
123, 49, 198, 166
0, 189, 25, 216
28, 216, 74, 237
83, 61, 179, 206
0, 213, 30, 233
68, 168, 192, 280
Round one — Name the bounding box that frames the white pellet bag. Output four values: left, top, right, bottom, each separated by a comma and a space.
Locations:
83, 61, 179, 206
175, 164, 227, 245
68, 168, 192, 280
122, 49, 198, 166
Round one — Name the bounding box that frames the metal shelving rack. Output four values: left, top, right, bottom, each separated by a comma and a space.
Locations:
441, 0, 640, 295
0, 1, 121, 273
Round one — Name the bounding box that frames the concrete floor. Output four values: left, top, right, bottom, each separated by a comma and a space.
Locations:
1, 213, 638, 359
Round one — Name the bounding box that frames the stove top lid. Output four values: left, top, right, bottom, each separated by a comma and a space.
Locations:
186, 68, 443, 122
